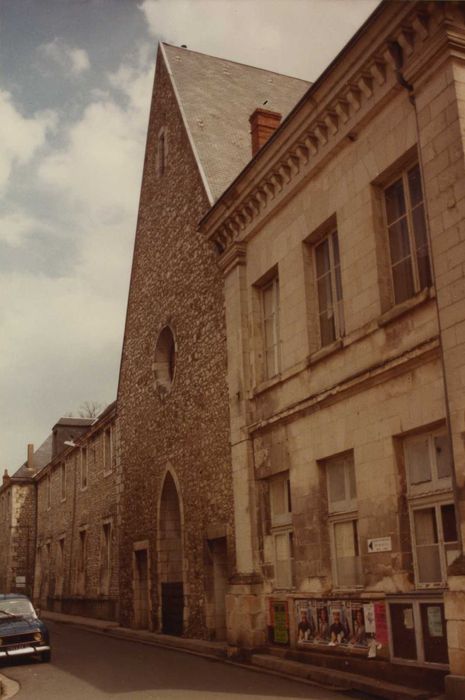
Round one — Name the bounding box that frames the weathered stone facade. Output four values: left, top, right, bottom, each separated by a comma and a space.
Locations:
201, 1, 465, 695
117, 48, 234, 639
33, 406, 119, 620
0, 478, 36, 598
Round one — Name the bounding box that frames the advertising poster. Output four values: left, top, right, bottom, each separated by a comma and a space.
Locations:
295, 599, 388, 656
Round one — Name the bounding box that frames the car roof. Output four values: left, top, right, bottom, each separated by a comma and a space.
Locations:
0, 594, 29, 600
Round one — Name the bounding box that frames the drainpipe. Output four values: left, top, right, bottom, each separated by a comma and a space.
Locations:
389, 40, 464, 555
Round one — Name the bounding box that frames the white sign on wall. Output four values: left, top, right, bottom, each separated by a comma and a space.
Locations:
367, 537, 392, 553
15, 575, 26, 588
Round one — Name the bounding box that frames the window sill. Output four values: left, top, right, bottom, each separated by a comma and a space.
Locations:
377, 287, 434, 328
307, 338, 343, 366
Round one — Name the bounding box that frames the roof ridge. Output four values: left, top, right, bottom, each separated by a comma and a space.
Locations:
161, 42, 310, 85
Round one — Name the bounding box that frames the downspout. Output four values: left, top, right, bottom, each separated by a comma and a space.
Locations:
389, 40, 464, 558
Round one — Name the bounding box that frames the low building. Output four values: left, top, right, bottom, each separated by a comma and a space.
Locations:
200, 1, 465, 696
33, 405, 119, 621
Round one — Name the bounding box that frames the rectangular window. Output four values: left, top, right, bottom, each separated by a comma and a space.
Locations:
77, 529, 87, 594
104, 427, 112, 475
403, 427, 458, 587
326, 453, 357, 514
384, 163, 432, 304
411, 502, 459, 586
261, 275, 280, 379
273, 531, 294, 589
404, 429, 452, 495
100, 522, 112, 595
269, 473, 293, 589
46, 473, 51, 509
324, 452, 362, 588
315, 231, 344, 347
56, 537, 65, 596
60, 463, 66, 501
80, 447, 88, 490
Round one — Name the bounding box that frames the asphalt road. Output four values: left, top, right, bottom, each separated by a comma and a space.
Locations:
1, 621, 377, 700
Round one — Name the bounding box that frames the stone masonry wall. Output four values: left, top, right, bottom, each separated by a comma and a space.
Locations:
117, 48, 234, 638
34, 412, 119, 620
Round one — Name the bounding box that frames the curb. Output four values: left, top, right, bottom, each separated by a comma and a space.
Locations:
43, 614, 444, 700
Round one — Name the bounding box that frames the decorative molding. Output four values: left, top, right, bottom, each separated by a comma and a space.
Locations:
203, 2, 464, 257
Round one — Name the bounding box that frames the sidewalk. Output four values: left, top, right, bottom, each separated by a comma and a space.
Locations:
42, 611, 444, 700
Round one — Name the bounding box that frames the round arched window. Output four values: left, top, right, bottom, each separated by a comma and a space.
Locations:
153, 326, 176, 395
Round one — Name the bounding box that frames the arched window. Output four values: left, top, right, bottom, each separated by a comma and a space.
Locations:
154, 326, 176, 395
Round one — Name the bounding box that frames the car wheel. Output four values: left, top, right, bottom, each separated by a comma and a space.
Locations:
40, 650, 51, 663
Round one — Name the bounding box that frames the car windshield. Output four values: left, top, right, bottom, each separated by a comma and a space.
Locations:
0, 599, 36, 618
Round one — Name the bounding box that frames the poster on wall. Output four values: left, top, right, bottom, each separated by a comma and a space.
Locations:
295, 599, 388, 657
269, 599, 289, 645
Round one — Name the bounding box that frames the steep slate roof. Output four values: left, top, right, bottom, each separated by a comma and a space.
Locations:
12, 434, 53, 479
162, 43, 310, 202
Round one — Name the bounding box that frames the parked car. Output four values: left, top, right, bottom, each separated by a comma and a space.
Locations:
0, 594, 51, 663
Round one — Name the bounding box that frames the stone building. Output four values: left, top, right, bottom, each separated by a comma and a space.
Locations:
33, 404, 119, 621
0, 439, 51, 597
116, 43, 308, 639
200, 1, 465, 696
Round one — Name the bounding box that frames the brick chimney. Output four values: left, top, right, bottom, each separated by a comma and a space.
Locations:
3, 469, 9, 485
249, 108, 282, 156
27, 443, 34, 472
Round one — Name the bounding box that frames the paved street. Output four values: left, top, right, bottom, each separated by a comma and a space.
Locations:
1, 622, 376, 700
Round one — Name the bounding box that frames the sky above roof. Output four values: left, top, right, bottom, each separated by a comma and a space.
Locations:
0, 0, 379, 473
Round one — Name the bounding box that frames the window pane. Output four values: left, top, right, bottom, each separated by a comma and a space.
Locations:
441, 504, 458, 543
263, 284, 275, 318
392, 259, 415, 303
334, 521, 362, 586
347, 460, 357, 500
435, 434, 452, 479
388, 218, 411, 264
417, 244, 432, 290
327, 461, 346, 507
271, 480, 286, 518
319, 313, 336, 347
414, 508, 438, 545
417, 545, 442, 583
334, 520, 356, 556
405, 437, 431, 485
412, 204, 428, 249
334, 264, 343, 303
408, 164, 423, 208
420, 603, 448, 664
385, 178, 406, 224
317, 274, 333, 312
315, 239, 331, 277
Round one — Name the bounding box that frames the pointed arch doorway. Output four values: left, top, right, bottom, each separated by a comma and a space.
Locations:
158, 472, 184, 635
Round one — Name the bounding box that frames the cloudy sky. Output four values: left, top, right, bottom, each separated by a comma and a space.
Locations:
1, 0, 379, 472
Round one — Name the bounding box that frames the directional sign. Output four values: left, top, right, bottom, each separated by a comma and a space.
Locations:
367, 536, 392, 553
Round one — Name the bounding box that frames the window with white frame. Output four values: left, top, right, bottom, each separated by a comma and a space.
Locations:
384, 163, 432, 305
404, 428, 459, 587
261, 275, 280, 379
325, 452, 362, 588
104, 427, 112, 475
269, 473, 294, 589
314, 231, 344, 347
80, 447, 88, 490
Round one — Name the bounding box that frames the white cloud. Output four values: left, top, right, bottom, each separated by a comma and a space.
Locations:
38, 37, 90, 76
140, 0, 380, 81
0, 90, 55, 193
0, 211, 51, 248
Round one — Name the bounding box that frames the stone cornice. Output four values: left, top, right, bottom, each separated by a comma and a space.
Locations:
200, 1, 465, 259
